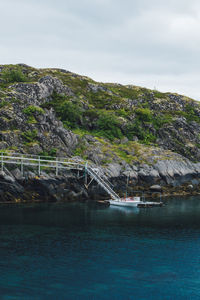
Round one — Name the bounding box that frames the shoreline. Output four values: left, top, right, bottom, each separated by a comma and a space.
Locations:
0, 191, 199, 205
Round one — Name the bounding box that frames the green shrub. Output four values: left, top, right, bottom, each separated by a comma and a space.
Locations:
42, 92, 70, 110
59, 101, 83, 128
153, 114, 173, 129
73, 144, 87, 157
125, 120, 156, 144
172, 109, 200, 123
135, 108, 153, 122
124, 121, 140, 140
83, 109, 99, 120
27, 116, 37, 124
2, 66, 28, 83
0, 100, 10, 108
43, 92, 82, 129
116, 108, 130, 118
49, 148, 57, 157
39, 148, 57, 158
184, 104, 200, 123
22, 129, 38, 142
96, 111, 123, 140
141, 131, 156, 144
23, 105, 44, 115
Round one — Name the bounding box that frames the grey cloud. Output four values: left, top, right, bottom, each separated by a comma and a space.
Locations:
0, 0, 200, 100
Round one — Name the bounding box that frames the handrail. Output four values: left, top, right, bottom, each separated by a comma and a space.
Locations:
0, 151, 120, 200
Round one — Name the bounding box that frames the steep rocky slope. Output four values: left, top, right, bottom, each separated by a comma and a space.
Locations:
0, 64, 200, 201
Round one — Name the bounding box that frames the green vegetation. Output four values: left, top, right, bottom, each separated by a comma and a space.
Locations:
153, 114, 173, 129
1, 66, 28, 84
125, 121, 156, 144
153, 90, 167, 98
109, 85, 140, 99
96, 111, 123, 141
0, 100, 10, 108
42, 92, 83, 129
60, 101, 83, 129
22, 129, 38, 143
135, 108, 153, 122
73, 143, 88, 159
85, 90, 121, 109
27, 116, 37, 124
0, 64, 200, 163
23, 106, 44, 124
23, 105, 44, 115
39, 148, 57, 158
184, 104, 200, 123
42, 88, 199, 146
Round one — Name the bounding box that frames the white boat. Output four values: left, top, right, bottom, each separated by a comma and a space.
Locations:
109, 197, 142, 207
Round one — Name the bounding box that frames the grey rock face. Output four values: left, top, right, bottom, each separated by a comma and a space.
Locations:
106, 163, 122, 178
154, 159, 198, 185
138, 165, 160, 184
11, 76, 74, 105
0, 75, 79, 156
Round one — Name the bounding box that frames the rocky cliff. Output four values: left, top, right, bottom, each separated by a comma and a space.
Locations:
0, 64, 200, 202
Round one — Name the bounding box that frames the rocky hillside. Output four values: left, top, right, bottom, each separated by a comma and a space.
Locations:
0, 63, 200, 201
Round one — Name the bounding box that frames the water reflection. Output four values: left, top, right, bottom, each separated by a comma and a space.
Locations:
0, 195, 199, 229
108, 205, 140, 214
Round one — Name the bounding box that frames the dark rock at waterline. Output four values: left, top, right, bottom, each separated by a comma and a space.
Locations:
87, 200, 110, 208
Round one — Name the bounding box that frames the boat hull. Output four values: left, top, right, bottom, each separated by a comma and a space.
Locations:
109, 199, 141, 207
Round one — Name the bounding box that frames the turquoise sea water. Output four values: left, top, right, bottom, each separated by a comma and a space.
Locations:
0, 197, 200, 299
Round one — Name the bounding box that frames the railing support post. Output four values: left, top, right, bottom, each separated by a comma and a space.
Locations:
85, 161, 88, 185
1, 153, 3, 172
21, 156, 23, 176
56, 158, 58, 176
38, 156, 41, 176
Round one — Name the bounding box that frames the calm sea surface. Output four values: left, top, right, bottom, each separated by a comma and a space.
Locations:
0, 196, 200, 299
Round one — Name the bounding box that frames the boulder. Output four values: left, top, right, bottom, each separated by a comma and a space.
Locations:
153, 159, 199, 185
150, 185, 162, 192
106, 163, 122, 178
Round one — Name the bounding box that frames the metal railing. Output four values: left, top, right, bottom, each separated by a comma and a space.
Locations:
0, 151, 120, 200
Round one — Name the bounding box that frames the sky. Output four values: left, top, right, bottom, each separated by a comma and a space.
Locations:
0, 0, 200, 100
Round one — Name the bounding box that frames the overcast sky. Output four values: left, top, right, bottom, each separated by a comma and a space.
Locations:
1, 0, 200, 100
